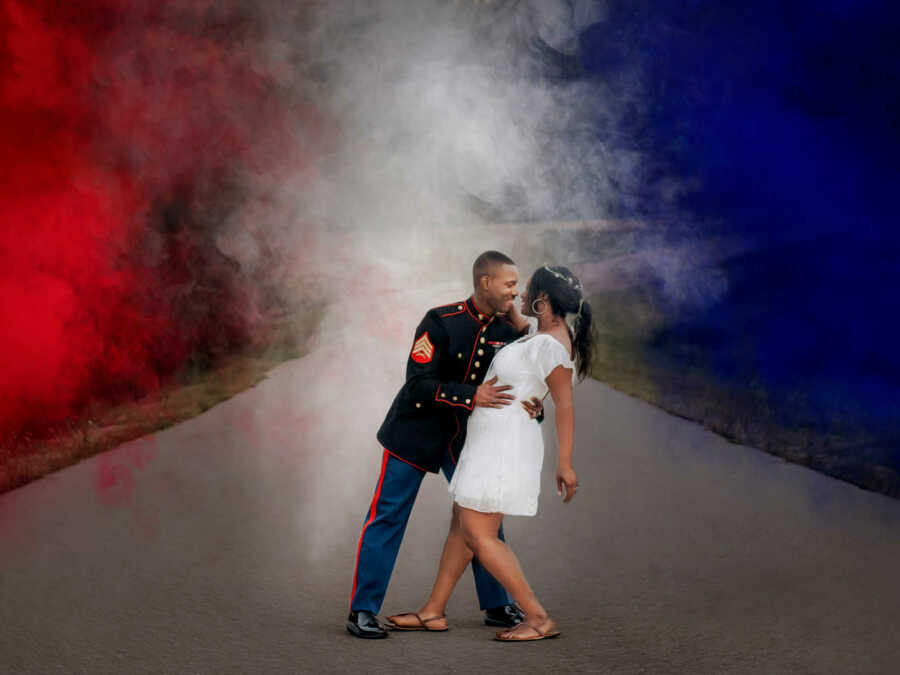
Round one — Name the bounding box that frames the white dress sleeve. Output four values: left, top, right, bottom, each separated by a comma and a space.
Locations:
534, 335, 575, 381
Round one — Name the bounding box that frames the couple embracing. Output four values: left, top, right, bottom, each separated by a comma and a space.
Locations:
346, 250, 594, 642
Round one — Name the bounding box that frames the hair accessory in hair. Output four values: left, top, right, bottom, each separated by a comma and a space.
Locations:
568, 298, 585, 333
542, 263, 583, 293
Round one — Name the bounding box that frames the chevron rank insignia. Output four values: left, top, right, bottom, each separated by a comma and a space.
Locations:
411, 332, 435, 363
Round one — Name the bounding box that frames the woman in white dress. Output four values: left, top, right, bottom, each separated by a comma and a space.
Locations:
386, 264, 594, 641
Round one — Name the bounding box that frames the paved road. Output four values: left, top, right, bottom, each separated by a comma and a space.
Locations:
2, 332, 899, 674
2, 231, 899, 675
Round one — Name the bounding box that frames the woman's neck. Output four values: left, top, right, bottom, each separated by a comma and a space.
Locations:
537, 312, 564, 332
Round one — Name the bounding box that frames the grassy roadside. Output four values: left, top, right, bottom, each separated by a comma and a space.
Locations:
0, 311, 320, 495
588, 289, 900, 499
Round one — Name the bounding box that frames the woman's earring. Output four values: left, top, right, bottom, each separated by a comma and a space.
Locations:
531, 299, 545, 315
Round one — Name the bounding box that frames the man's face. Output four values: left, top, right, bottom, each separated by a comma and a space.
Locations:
482, 263, 519, 314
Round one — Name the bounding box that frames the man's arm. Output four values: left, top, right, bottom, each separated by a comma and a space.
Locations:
405, 313, 479, 412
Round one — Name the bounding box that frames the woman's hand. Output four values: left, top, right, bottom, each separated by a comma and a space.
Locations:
556, 463, 578, 504
520, 396, 543, 419
500, 298, 531, 335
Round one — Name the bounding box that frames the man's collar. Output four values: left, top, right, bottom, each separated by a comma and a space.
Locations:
466, 296, 494, 325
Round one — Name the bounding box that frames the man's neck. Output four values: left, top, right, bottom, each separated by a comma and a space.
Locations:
472, 292, 495, 317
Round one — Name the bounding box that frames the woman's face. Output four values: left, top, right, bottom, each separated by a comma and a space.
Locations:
519, 277, 549, 316
520, 277, 544, 317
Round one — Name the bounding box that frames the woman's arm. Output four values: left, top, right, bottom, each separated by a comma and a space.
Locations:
546, 365, 578, 503
503, 301, 532, 335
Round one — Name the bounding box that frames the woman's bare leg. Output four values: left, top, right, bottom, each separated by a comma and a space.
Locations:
419, 504, 473, 617
388, 503, 472, 628
458, 506, 556, 636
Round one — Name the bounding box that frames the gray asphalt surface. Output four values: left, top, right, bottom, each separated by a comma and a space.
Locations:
2, 312, 899, 673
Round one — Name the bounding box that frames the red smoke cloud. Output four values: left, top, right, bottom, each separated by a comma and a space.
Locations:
0, 0, 329, 436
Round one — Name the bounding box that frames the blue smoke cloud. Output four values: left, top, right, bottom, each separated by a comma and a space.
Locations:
570, 0, 900, 434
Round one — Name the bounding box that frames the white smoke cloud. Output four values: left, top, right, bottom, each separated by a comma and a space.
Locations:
257, 0, 644, 236
208, 0, 726, 563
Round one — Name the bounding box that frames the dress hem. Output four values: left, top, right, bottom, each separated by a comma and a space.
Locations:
450, 493, 537, 517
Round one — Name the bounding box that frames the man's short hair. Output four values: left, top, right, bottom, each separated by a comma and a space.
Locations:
472, 250, 515, 288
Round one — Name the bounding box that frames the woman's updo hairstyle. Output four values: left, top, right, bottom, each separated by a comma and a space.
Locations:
527, 264, 595, 380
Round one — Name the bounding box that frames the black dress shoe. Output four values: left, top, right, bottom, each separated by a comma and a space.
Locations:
347, 610, 388, 638
483, 604, 525, 628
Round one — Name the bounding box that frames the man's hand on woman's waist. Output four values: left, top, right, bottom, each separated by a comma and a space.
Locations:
474, 376, 515, 408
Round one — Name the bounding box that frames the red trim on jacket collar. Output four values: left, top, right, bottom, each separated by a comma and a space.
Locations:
466, 296, 494, 325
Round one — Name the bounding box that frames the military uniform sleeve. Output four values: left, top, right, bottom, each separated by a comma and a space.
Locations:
405, 313, 478, 412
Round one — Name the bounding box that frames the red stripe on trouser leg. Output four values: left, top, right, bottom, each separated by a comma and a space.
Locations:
349, 450, 390, 610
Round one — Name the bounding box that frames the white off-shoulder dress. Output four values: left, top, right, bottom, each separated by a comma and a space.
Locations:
448, 327, 575, 516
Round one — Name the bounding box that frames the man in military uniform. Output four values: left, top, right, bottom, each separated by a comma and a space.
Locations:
346, 251, 543, 638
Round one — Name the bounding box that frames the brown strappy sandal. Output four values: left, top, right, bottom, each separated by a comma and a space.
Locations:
384, 612, 449, 631
494, 618, 560, 641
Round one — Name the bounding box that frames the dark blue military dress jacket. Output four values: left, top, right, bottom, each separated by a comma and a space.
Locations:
377, 296, 526, 473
